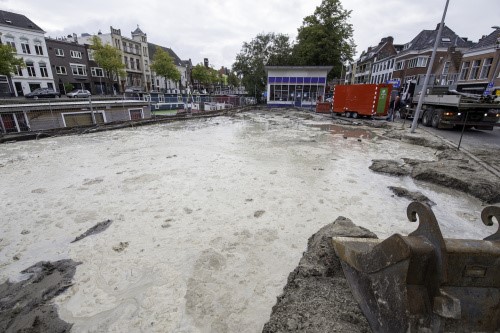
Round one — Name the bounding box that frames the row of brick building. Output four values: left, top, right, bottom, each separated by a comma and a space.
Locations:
344, 23, 500, 96
0, 9, 195, 97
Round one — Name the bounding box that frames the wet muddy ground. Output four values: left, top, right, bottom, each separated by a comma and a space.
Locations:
0, 108, 496, 332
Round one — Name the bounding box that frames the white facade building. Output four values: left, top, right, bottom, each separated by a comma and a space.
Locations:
370, 56, 396, 85
148, 43, 189, 93
0, 10, 55, 96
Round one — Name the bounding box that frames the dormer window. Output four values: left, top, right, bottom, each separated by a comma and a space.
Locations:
441, 37, 451, 42
403, 42, 413, 51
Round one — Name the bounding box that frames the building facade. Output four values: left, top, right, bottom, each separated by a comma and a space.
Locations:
78, 26, 152, 93
456, 28, 500, 95
392, 24, 472, 86
265, 66, 332, 107
148, 43, 189, 93
0, 10, 55, 97
45, 37, 95, 94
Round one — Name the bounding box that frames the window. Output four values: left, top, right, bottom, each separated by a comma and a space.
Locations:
15, 65, 23, 76
122, 41, 127, 52
136, 59, 140, 70
5, 36, 16, 51
91, 67, 104, 77
442, 61, 450, 75
56, 66, 67, 75
479, 58, 493, 79
70, 63, 87, 76
135, 45, 140, 55
34, 41, 43, 55
39, 63, 48, 77
130, 58, 135, 69
55, 48, 64, 56
87, 49, 94, 61
124, 56, 129, 69
441, 37, 451, 42
407, 57, 428, 69
459, 61, 470, 80
143, 46, 147, 57
26, 61, 36, 76
469, 60, 481, 80
395, 60, 405, 70
70, 50, 82, 59
21, 40, 31, 54
129, 43, 134, 53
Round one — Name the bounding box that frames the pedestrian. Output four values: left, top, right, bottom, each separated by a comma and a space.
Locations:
387, 99, 395, 121
393, 95, 401, 121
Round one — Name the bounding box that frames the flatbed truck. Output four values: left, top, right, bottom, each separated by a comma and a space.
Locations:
399, 78, 500, 130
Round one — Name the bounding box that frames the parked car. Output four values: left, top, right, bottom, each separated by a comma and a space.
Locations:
25, 88, 61, 99
66, 89, 91, 98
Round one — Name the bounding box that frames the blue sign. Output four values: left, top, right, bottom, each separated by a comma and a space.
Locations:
387, 79, 400, 88
487, 81, 494, 88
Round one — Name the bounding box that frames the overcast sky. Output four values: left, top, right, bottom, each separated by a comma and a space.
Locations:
2, 0, 499, 69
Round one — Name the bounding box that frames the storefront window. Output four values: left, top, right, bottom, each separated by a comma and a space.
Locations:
268, 77, 326, 102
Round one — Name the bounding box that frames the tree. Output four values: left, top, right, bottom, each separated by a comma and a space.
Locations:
191, 64, 218, 92
150, 46, 181, 91
0, 44, 25, 96
227, 71, 240, 89
293, 0, 355, 79
90, 36, 126, 94
232, 32, 294, 102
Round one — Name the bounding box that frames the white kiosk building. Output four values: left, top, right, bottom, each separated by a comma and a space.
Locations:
265, 66, 332, 107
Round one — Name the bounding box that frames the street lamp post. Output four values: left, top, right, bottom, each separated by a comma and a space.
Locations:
410, 0, 450, 133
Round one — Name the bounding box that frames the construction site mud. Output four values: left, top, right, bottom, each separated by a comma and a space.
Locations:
0, 108, 498, 332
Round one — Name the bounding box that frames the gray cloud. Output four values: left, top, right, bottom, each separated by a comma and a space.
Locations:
3, 0, 499, 69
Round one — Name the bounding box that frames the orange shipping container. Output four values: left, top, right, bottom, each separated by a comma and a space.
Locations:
332, 84, 392, 118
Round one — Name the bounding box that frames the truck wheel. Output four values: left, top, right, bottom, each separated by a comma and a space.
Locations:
431, 111, 441, 128
352, 112, 358, 119
421, 111, 431, 127
345, 111, 351, 118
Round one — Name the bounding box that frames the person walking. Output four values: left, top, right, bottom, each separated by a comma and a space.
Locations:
392, 95, 401, 121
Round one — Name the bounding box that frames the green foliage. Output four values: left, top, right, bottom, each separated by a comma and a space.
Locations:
0, 44, 24, 77
90, 36, 126, 82
232, 33, 293, 101
231, 0, 355, 88
227, 71, 240, 88
64, 83, 74, 93
150, 46, 181, 83
293, 0, 355, 79
191, 64, 218, 87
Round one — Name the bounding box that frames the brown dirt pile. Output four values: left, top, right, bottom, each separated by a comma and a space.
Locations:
262, 216, 377, 333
